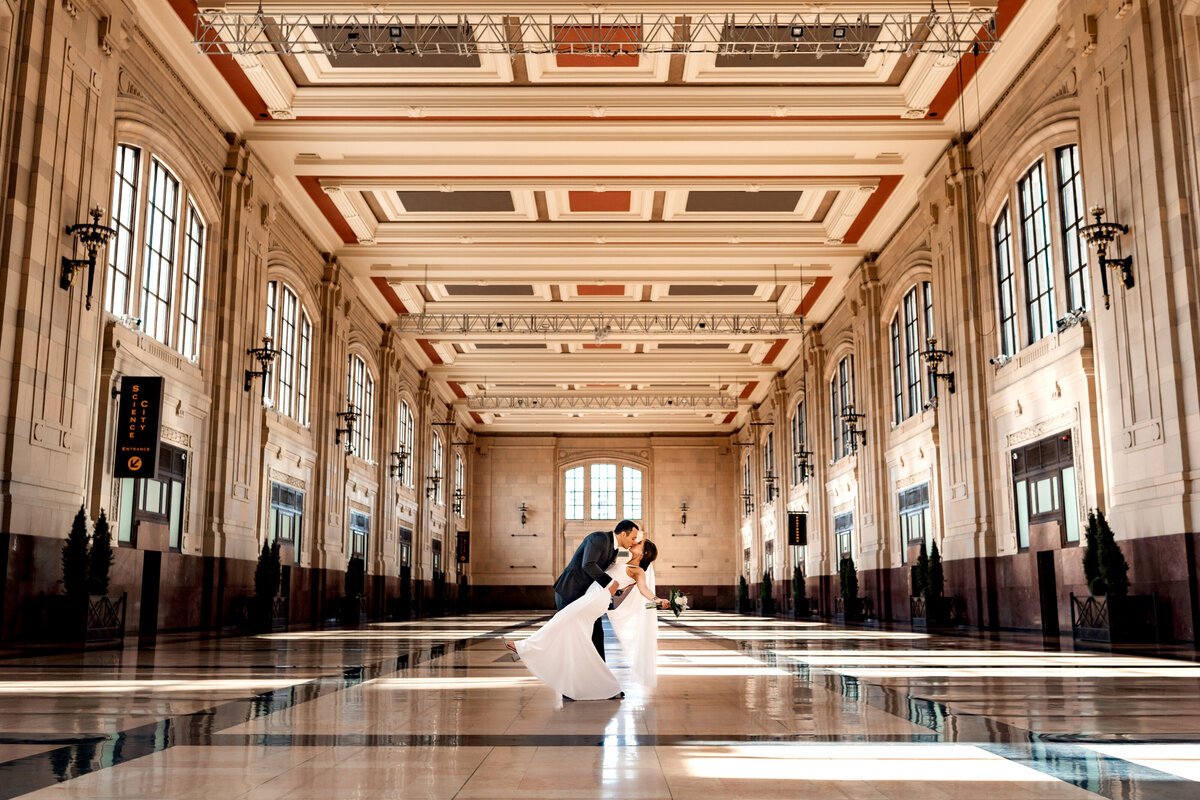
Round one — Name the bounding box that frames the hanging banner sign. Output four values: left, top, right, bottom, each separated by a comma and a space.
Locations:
457, 530, 470, 564
114, 377, 163, 478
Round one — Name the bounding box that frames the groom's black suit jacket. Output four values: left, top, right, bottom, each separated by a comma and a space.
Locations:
553, 530, 616, 605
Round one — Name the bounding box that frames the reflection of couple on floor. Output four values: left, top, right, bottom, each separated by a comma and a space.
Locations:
505, 520, 668, 701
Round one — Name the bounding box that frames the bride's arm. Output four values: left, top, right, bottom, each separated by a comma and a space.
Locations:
625, 566, 667, 605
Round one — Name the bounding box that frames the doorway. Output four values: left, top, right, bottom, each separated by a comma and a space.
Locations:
139, 550, 162, 640
1036, 550, 1059, 635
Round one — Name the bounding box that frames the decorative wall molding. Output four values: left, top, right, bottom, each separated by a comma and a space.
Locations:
895, 469, 931, 492
269, 469, 306, 491
161, 426, 192, 449
1006, 408, 1078, 449
349, 500, 371, 514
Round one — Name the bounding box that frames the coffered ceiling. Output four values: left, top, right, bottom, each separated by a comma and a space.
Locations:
149, 0, 1052, 432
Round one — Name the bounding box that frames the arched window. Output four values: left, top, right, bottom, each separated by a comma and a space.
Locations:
264, 280, 312, 424
397, 400, 415, 487
454, 453, 466, 517
106, 144, 206, 360
890, 282, 934, 423
346, 355, 375, 460
561, 463, 644, 521
830, 355, 855, 460
992, 143, 1089, 357
743, 454, 752, 516
790, 400, 807, 485
431, 432, 444, 504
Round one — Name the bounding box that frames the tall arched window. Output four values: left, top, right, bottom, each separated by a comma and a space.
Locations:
992, 142, 1089, 357
264, 280, 312, 424
890, 282, 933, 423
346, 355, 375, 460
106, 144, 206, 360
791, 400, 807, 485
830, 355, 855, 460
397, 400, 415, 487
562, 463, 644, 521
431, 432, 444, 504
454, 452, 465, 517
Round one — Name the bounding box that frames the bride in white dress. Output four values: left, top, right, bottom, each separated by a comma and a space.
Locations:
505, 539, 666, 700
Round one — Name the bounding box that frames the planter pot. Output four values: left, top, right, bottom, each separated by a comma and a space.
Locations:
760, 598, 777, 617
791, 598, 812, 619
1071, 593, 1159, 644
31, 594, 127, 644
737, 598, 754, 614
835, 596, 868, 623
910, 595, 962, 629
247, 596, 289, 632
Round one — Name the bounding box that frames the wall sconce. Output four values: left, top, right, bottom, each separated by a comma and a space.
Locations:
452, 487, 465, 516
793, 447, 813, 482
520, 502, 529, 526
764, 472, 778, 503
388, 447, 408, 480
680, 501, 688, 527
920, 337, 955, 410
334, 405, 359, 454
61, 205, 115, 310
425, 470, 441, 500
741, 488, 754, 516
244, 336, 277, 394
1080, 205, 1133, 309
842, 404, 867, 455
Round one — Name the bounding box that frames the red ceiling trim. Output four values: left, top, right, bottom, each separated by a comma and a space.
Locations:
763, 339, 787, 365
843, 175, 901, 244
169, 0, 269, 119
371, 277, 408, 314
722, 411, 737, 425
555, 25, 640, 68
739, 381, 758, 400
581, 343, 623, 349
569, 190, 632, 212
470, 412, 484, 424
447, 381, 467, 398
797, 276, 832, 316
418, 339, 442, 365
927, 0, 1026, 120
297, 176, 358, 244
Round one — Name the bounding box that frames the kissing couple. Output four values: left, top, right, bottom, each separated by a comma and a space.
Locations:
505, 520, 668, 701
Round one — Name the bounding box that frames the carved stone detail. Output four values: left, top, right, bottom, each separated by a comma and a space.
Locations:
161, 426, 192, 448
269, 469, 307, 491
1006, 408, 1078, 448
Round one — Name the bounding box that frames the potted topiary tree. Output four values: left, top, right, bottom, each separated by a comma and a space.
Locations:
737, 574, 752, 613
1073, 510, 1154, 643
52, 506, 126, 643
760, 568, 776, 617
838, 555, 863, 622
910, 540, 929, 626
84, 509, 125, 642
252, 539, 284, 631
792, 563, 810, 618
925, 540, 949, 624
342, 555, 367, 626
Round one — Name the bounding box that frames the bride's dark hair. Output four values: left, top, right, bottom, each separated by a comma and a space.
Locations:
638, 539, 658, 569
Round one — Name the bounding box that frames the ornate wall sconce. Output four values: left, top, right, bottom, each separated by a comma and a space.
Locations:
680, 501, 688, 527
334, 405, 359, 454
520, 502, 529, 526
61, 205, 115, 310
920, 337, 955, 409
793, 447, 813, 483
1080, 205, 1133, 309
388, 447, 408, 480
842, 404, 867, 455
764, 472, 778, 503
452, 487, 465, 516
244, 337, 277, 394
741, 488, 754, 515
425, 470, 441, 500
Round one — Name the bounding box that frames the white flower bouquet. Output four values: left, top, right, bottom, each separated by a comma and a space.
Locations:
648, 588, 689, 617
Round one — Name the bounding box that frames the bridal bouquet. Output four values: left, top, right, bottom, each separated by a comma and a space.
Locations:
648, 588, 689, 617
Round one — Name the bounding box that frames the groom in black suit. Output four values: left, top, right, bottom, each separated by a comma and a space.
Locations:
553, 519, 640, 660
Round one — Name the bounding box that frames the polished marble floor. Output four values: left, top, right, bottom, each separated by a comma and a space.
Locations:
0, 611, 1198, 798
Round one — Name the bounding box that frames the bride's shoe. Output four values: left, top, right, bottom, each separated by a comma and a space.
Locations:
503, 639, 520, 661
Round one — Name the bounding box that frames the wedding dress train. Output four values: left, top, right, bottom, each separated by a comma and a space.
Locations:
514, 563, 657, 700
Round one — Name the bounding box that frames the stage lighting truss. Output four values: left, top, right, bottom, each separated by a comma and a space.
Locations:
393, 313, 806, 337
193, 9, 1000, 59
466, 394, 738, 411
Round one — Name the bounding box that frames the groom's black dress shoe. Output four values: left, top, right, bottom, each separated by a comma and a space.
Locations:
608, 692, 625, 700
562, 696, 575, 702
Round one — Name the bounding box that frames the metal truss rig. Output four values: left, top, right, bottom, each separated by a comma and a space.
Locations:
394, 313, 806, 336
194, 10, 1000, 58
467, 394, 738, 411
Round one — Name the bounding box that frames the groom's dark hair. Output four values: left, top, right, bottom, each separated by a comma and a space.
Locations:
615, 520, 639, 535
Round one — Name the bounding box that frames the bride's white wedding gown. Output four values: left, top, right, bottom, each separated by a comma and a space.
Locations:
515, 562, 658, 700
